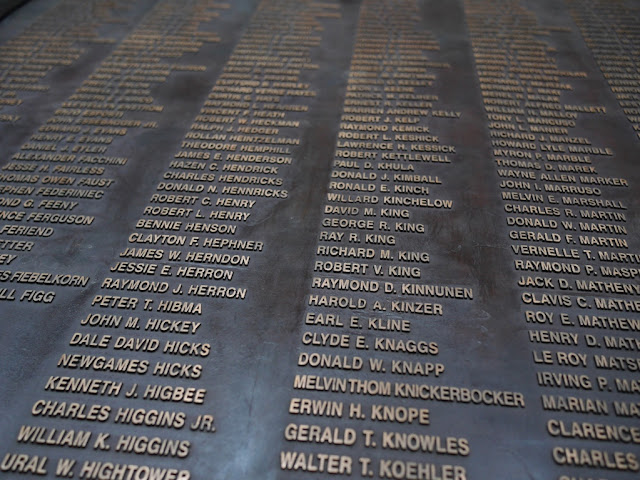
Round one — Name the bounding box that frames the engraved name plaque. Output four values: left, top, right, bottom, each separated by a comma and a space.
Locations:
0, 0, 638, 479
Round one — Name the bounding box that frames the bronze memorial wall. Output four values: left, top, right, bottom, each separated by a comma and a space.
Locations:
0, 0, 639, 479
